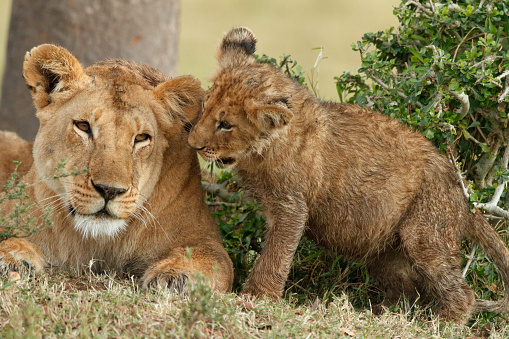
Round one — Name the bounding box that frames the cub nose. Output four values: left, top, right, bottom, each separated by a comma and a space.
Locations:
92, 181, 127, 202
190, 145, 205, 151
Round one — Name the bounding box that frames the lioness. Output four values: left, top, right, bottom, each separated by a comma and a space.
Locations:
188, 27, 509, 321
0, 44, 233, 293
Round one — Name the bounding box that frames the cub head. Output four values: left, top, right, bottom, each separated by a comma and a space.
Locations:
188, 27, 294, 167
24, 44, 203, 238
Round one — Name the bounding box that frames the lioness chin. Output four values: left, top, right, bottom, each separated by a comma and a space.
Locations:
188, 26, 509, 322
0, 44, 233, 293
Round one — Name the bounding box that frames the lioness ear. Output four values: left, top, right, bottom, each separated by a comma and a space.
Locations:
217, 26, 257, 69
154, 75, 205, 121
247, 104, 293, 131
23, 44, 86, 110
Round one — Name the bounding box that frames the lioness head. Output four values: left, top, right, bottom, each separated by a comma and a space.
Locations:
188, 27, 294, 167
24, 44, 203, 238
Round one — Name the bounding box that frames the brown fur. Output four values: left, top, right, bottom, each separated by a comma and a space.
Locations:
0, 131, 33, 183
0, 44, 233, 292
188, 27, 509, 321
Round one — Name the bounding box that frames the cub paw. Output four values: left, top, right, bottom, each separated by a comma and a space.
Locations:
0, 238, 46, 278
241, 278, 284, 300
141, 267, 190, 294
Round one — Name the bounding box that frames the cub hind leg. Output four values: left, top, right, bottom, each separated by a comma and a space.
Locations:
368, 248, 426, 313
398, 217, 474, 322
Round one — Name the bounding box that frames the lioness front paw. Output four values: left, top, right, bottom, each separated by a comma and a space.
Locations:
141, 266, 190, 294
0, 238, 46, 277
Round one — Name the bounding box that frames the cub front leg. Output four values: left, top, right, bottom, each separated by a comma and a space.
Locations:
241, 197, 308, 299
0, 237, 46, 277
141, 242, 233, 293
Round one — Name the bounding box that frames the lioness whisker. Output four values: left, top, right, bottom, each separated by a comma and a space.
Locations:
0, 43, 232, 297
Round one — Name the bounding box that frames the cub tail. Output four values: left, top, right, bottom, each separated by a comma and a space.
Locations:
467, 210, 509, 314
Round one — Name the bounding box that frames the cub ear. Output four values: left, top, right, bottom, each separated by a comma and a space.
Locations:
23, 44, 86, 110
247, 104, 293, 131
153, 75, 205, 121
217, 26, 257, 69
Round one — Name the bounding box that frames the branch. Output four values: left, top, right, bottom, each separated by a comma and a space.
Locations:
473, 204, 509, 219
202, 182, 253, 205
446, 150, 470, 199
475, 146, 509, 217
471, 132, 503, 188
447, 151, 480, 278
448, 89, 470, 119
496, 70, 509, 82
368, 73, 423, 108
462, 244, 478, 278
498, 76, 509, 103
471, 55, 498, 69
404, 1, 433, 15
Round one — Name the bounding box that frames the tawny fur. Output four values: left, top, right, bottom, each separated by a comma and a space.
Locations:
0, 131, 33, 183
188, 27, 509, 321
0, 44, 233, 292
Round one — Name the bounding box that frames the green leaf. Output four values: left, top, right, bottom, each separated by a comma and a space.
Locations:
467, 121, 481, 129
449, 79, 460, 91
424, 129, 435, 139
408, 48, 424, 63
355, 96, 367, 105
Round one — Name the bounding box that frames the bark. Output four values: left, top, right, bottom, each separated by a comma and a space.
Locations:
0, 0, 180, 140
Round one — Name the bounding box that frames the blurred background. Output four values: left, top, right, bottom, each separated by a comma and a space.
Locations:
0, 0, 399, 140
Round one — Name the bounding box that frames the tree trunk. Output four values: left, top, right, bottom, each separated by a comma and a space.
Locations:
0, 0, 180, 140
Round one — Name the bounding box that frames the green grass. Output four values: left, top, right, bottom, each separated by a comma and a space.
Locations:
2, 270, 507, 338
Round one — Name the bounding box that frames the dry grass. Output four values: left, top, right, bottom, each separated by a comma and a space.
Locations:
1, 269, 508, 338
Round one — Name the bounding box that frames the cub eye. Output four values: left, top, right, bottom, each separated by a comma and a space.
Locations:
217, 121, 233, 131
134, 133, 150, 144
74, 121, 91, 134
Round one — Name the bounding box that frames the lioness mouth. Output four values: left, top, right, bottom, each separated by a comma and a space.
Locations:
218, 157, 236, 165
69, 206, 118, 219
70, 206, 127, 238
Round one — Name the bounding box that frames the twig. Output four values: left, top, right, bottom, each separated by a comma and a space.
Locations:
498, 76, 509, 103
202, 182, 253, 205
447, 151, 480, 278
471, 55, 498, 69
202, 182, 234, 201
447, 151, 470, 198
496, 71, 509, 82
404, 0, 433, 15
462, 244, 478, 278
368, 73, 423, 108
475, 146, 509, 216
452, 28, 479, 63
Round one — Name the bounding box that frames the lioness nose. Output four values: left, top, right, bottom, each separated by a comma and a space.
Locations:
92, 182, 127, 202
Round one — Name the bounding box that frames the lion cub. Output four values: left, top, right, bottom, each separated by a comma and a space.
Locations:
188, 27, 509, 321
0, 44, 233, 293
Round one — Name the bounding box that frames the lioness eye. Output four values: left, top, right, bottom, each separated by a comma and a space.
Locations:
218, 121, 233, 131
74, 121, 91, 133
135, 133, 150, 143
